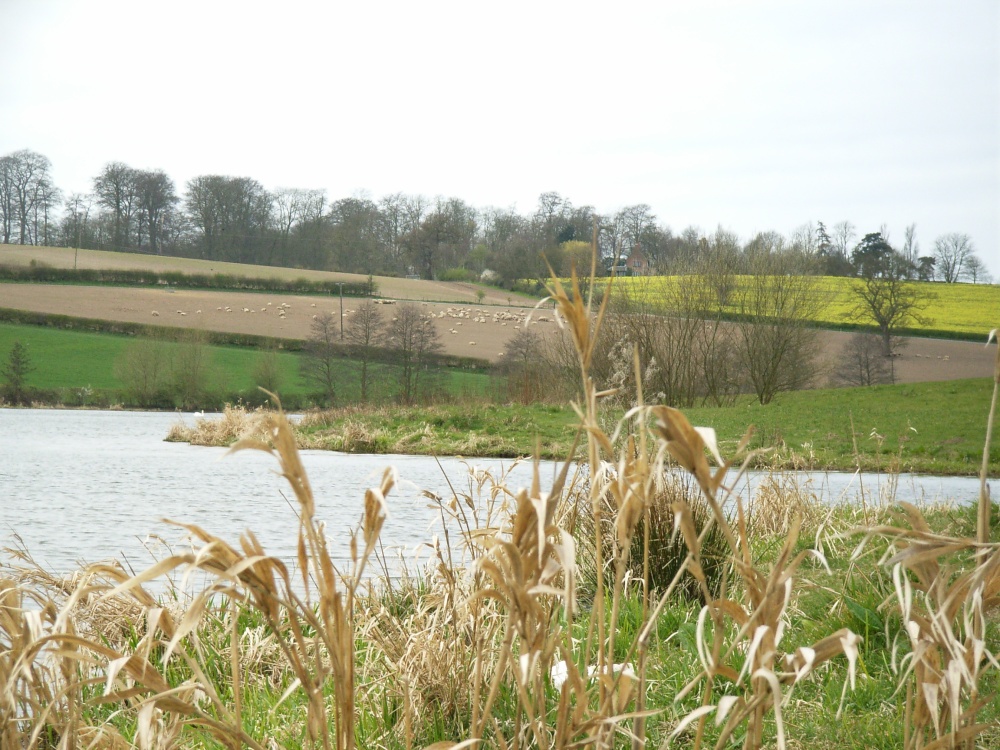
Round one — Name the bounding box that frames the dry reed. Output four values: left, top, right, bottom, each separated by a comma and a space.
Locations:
2, 257, 995, 749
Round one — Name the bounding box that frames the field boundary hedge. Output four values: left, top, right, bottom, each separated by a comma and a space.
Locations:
0, 263, 377, 297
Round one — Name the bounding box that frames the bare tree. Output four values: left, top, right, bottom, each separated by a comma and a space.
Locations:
964, 255, 992, 284
170, 332, 214, 410
902, 223, 919, 266
345, 301, 386, 402
790, 221, 817, 255
834, 333, 894, 386
933, 233, 975, 283
733, 251, 821, 404
301, 312, 341, 405
135, 170, 177, 255
115, 338, 170, 407
93, 161, 139, 251
387, 303, 443, 404
498, 329, 548, 404
184, 175, 273, 263
594, 274, 740, 409
697, 227, 742, 308
0, 150, 54, 245
832, 221, 856, 258
252, 348, 284, 397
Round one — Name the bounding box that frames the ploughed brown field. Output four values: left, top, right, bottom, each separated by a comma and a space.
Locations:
0, 245, 994, 383
2, 281, 995, 384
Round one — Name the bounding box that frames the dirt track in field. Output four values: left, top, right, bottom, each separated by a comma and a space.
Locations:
1, 281, 996, 384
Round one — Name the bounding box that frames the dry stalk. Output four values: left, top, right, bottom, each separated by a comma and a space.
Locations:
856, 503, 1000, 749
655, 406, 862, 750
979, 328, 999, 545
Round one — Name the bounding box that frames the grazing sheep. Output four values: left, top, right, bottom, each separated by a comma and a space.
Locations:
151, 311, 159, 316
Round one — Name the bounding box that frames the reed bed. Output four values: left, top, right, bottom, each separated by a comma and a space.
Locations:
2, 263, 998, 749
165, 404, 276, 447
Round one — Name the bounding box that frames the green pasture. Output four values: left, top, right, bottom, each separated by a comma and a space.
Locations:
284, 377, 997, 475
606, 275, 1000, 339
0, 322, 490, 408
683, 376, 997, 475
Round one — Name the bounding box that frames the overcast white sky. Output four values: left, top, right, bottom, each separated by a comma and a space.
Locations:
2, 0, 997, 274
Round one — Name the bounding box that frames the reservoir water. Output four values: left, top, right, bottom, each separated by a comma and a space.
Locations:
0, 409, 985, 580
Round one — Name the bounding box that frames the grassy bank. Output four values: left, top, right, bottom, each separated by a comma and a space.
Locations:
2, 266, 997, 749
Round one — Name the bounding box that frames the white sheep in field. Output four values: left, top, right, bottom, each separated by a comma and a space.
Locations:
469, 341, 476, 346
151, 311, 159, 316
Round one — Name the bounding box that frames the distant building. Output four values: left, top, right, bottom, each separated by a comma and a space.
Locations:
624, 246, 651, 275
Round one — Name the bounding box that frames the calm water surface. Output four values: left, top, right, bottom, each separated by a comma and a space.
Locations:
0, 409, 984, 579
1, 409, 556, 577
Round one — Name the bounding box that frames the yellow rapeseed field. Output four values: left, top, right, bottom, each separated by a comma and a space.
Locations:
606, 275, 999, 337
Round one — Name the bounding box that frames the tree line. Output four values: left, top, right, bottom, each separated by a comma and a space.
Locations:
0, 148, 991, 287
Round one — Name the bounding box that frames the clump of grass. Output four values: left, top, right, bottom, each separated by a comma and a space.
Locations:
748, 471, 829, 537
165, 402, 275, 446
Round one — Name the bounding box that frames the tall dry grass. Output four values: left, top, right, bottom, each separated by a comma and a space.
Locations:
0, 260, 996, 749
856, 503, 1000, 749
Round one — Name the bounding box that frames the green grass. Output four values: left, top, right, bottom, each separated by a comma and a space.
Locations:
0, 322, 490, 409
682, 377, 997, 475
295, 378, 997, 473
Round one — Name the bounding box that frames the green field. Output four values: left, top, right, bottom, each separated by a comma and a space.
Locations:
0, 322, 490, 408
3, 321, 997, 475
251, 377, 998, 475
606, 275, 1000, 339
683, 377, 997, 475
